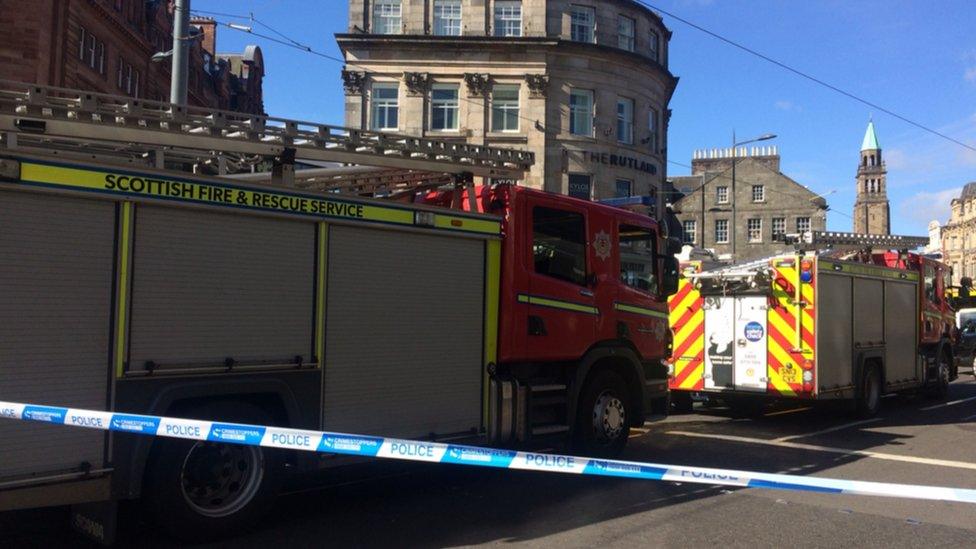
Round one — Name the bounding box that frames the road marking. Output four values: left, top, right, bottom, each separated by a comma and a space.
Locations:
764, 407, 812, 417
774, 418, 882, 442
666, 430, 976, 471
963, 413, 976, 421
920, 395, 976, 411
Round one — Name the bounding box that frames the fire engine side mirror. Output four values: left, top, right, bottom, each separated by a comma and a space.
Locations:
661, 256, 680, 296
665, 236, 683, 256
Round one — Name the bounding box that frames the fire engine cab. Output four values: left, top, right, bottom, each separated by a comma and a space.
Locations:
668, 231, 957, 416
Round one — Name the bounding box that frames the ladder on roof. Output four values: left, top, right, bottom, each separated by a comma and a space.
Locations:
0, 80, 532, 196
778, 231, 930, 252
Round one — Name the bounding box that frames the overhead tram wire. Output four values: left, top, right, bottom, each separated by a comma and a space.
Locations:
203, 11, 880, 221
204, 7, 976, 156
635, 0, 976, 154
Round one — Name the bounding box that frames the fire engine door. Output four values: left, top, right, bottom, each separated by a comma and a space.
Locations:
703, 296, 767, 391
703, 296, 734, 389
733, 296, 768, 392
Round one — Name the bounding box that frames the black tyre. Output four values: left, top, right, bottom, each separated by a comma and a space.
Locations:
142, 401, 283, 542
574, 370, 631, 457
927, 351, 950, 400
855, 365, 882, 418
671, 391, 694, 414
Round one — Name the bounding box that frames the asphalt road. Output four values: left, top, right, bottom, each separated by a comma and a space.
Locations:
5, 375, 976, 548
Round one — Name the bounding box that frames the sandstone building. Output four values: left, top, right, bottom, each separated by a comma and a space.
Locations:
336, 0, 677, 203
942, 182, 976, 285
671, 147, 827, 262
852, 121, 890, 234
0, 0, 265, 113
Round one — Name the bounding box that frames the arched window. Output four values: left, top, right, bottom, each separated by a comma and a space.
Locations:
870, 154, 876, 166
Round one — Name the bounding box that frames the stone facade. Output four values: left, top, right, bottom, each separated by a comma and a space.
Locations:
942, 182, 976, 285
852, 121, 890, 234
337, 0, 677, 203
0, 1, 264, 114
671, 147, 827, 262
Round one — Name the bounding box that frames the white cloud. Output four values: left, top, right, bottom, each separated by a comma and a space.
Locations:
774, 100, 801, 112
898, 187, 962, 225
965, 51, 976, 83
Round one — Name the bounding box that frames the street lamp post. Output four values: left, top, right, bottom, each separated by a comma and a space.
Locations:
730, 131, 776, 259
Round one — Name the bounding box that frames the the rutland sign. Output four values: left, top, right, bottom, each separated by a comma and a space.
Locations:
589, 152, 657, 175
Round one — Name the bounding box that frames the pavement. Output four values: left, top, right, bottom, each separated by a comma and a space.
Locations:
4, 375, 976, 548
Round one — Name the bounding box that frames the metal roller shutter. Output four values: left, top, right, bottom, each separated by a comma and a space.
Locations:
0, 191, 113, 480
323, 225, 485, 438
128, 206, 314, 370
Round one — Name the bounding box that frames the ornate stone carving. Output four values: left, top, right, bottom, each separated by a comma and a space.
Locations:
341, 69, 365, 95
525, 74, 549, 98
403, 72, 431, 96
464, 73, 491, 97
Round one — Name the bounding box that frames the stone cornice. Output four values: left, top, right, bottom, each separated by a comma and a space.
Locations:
335, 35, 677, 87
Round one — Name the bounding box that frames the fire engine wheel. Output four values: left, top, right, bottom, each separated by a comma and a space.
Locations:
927, 351, 951, 400
856, 365, 882, 418
142, 401, 283, 541
575, 370, 630, 457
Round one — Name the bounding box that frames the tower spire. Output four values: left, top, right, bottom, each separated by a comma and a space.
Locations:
861, 120, 880, 151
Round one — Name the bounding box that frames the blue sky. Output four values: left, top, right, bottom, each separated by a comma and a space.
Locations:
197, 0, 976, 235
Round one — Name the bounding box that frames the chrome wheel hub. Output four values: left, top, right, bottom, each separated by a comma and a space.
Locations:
592, 391, 626, 442
180, 441, 264, 518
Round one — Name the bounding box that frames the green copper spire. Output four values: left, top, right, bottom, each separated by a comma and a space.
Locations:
861, 120, 880, 151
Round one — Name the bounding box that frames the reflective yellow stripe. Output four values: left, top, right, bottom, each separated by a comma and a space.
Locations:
434, 214, 501, 235
483, 240, 501, 426
315, 223, 328, 369
678, 359, 705, 390
17, 161, 501, 236
114, 201, 133, 378
614, 302, 668, 319
517, 294, 599, 315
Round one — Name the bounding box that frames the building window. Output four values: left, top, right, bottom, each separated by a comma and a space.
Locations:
615, 179, 632, 198
568, 173, 591, 200
752, 185, 765, 202
617, 98, 634, 144
533, 206, 587, 286
747, 218, 762, 242
619, 224, 658, 294
79, 27, 105, 73
772, 217, 786, 239
617, 15, 635, 51
430, 84, 459, 131
433, 0, 462, 36
716, 186, 728, 204
116, 57, 138, 96
491, 84, 520, 132
649, 29, 660, 62
570, 5, 595, 43
78, 27, 87, 61
372, 0, 402, 35
683, 220, 697, 244
494, 1, 522, 37
647, 107, 659, 152
569, 89, 593, 137
370, 83, 399, 131
796, 217, 811, 233
715, 219, 729, 244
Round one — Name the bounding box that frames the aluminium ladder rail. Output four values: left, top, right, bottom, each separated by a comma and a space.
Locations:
0, 80, 533, 186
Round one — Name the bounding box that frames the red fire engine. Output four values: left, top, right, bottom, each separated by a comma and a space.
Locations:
0, 82, 679, 541
668, 231, 957, 416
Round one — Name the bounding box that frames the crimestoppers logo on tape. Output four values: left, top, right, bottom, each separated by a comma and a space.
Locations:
318, 434, 383, 456
444, 445, 516, 467
22, 405, 67, 423
110, 414, 160, 435
584, 460, 664, 479
208, 423, 266, 445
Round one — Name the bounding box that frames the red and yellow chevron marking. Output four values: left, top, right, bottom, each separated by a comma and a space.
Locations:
668, 266, 704, 391
766, 257, 816, 397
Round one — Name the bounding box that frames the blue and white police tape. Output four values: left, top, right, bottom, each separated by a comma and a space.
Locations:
2, 400, 975, 504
